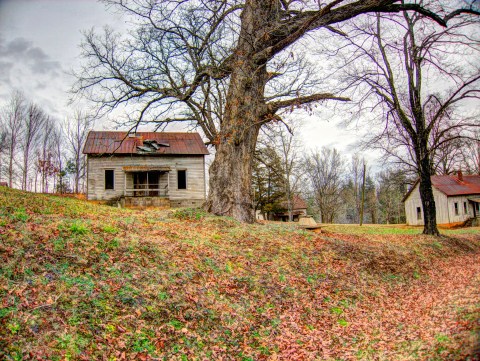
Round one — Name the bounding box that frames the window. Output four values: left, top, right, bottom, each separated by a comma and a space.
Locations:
464, 202, 468, 214
416, 207, 422, 220
105, 170, 114, 190
177, 170, 187, 189
454, 202, 459, 216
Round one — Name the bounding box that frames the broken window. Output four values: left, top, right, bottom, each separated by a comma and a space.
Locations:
177, 170, 187, 189
416, 207, 421, 220
464, 202, 468, 214
105, 169, 114, 190
454, 202, 459, 216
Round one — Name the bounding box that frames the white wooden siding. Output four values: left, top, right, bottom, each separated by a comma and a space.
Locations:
86, 155, 206, 202
404, 183, 475, 225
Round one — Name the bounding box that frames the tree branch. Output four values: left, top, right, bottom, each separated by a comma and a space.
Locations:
266, 93, 350, 114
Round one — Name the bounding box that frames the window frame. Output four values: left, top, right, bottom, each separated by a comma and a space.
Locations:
177, 169, 187, 190
464, 202, 468, 214
454, 202, 459, 216
105, 169, 115, 190
416, 206, 422, 220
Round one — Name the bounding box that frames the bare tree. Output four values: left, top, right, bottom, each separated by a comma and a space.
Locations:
343, 155, 363, 223
64, 110, 94, 193
35, 118, 57, 193
74, 0, 475, 222
460, 132, 480, 174
0, 121, 7, 183
377, 168, 408, 224
334, 5, 480, 234
21, 103, 47, 191
1, 91, 25, 188
262, 123, 303, 221
304, 147, 345, 223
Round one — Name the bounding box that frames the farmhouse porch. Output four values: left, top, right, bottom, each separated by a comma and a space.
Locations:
122, 166, 171, 197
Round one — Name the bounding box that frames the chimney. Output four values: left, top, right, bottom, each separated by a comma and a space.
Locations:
457, 170, 463, 182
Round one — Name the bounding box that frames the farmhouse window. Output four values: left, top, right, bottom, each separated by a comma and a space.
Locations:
454, 202, 459, 216
416, 207, 421, 220
105, 170, 114, 190
464, 202, 468, 214
177, 170, 187, 189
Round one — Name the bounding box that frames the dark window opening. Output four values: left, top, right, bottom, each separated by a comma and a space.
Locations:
454, 202, 459, 216
416, 207, 422, 220
105, 170, 114, 190
177, 170, 187, 189
464, 202, 468, 214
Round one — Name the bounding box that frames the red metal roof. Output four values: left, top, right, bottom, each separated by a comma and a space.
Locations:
431, 175, 480, 196
83, 131, 209, 155
403, 174, 480, 201
280, 195, 308, 211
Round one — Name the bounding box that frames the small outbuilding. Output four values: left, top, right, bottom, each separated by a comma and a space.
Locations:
83, 131, 209, 208
256, 195, 308, 222
403, 172, 480, 226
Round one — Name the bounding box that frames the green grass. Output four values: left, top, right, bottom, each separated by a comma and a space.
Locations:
322, 223, 480, 236
323, 223, 423, 235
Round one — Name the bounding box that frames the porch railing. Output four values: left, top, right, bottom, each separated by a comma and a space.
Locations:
124, 184, 169, 197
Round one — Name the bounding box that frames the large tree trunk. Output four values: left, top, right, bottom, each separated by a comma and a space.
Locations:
207, 128, 260, 222
416, 141, 440, 236
205, 1, 270, 223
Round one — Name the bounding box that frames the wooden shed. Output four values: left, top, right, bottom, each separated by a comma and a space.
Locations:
83, 131, 209, 208
403, 172, 480, 226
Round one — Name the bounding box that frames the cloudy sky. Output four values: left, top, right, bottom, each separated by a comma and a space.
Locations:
0, 0, 379, 166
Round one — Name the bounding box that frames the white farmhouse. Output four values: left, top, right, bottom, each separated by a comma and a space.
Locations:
403, 172, 480, 226
83, 131, 209, 208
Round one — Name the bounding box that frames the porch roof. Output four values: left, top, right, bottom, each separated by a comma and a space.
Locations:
122, 166, 171, 172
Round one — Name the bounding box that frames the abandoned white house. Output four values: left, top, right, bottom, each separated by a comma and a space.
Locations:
403, 172, 480, 226
83, 131, 209, 207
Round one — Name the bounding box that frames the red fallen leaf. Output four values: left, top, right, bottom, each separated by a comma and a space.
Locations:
117, 325, 126, 333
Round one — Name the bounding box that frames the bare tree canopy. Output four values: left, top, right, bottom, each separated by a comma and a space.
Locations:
73, 0, 479, 223
64, 111, 94, 193
304, 147, 345, 223
326, 1, 480, 234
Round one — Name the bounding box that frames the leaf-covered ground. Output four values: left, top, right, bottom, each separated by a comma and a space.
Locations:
1, 187, 479, 360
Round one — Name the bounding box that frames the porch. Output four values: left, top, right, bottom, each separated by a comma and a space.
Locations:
122, 166, 170, 198
468, 197, 480, 226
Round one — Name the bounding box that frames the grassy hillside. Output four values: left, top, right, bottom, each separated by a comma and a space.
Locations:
1, 187, 479, 360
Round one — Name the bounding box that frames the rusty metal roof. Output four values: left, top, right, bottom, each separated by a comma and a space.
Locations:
83, 131, 209, 155
403, 174, 480, 201
431, 175, 480, 196
279, 195, 308, 211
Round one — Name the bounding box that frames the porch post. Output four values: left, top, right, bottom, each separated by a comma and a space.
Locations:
124, 172, 126, 196
167, 171, 170, 196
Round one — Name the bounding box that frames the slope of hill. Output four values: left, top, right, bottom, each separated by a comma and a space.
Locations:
1, 187, 479, 360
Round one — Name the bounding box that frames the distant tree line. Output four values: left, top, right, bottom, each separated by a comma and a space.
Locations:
0, 91, 93, 194
253, 126, 478, 224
